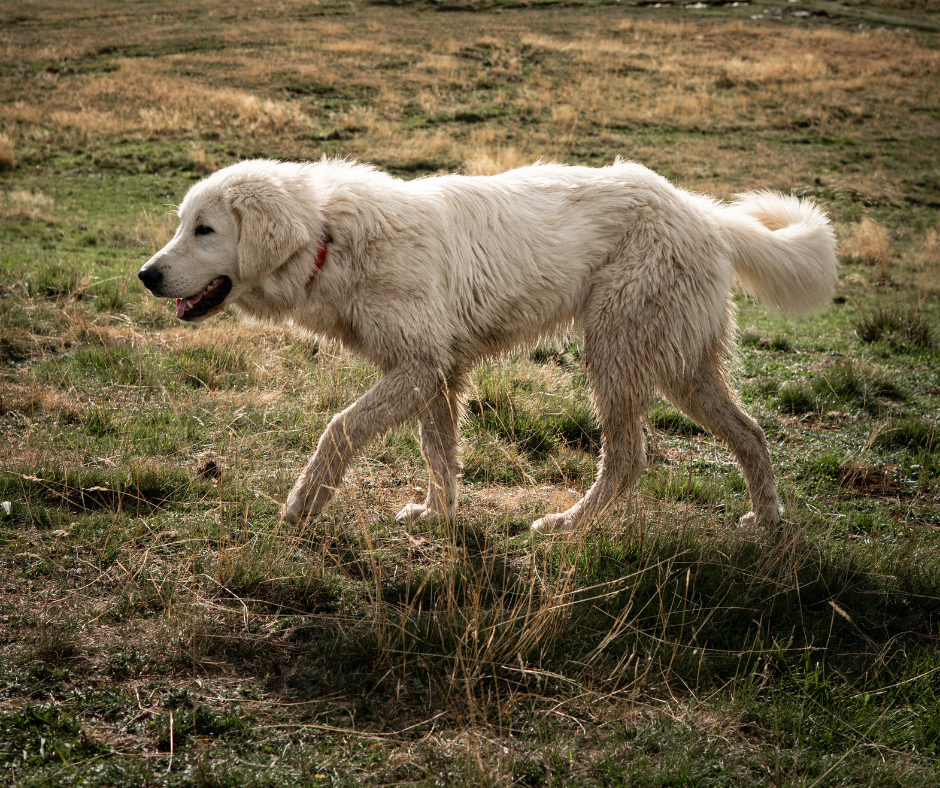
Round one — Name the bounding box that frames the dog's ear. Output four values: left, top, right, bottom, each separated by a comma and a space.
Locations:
227, 180, 311, 282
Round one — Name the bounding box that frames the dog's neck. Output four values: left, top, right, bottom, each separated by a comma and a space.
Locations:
308, 231, 332, 284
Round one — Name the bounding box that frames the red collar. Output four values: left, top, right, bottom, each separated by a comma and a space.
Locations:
308, 232, 332, 284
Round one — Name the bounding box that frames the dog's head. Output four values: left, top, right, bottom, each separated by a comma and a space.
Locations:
138, 160, 319, 322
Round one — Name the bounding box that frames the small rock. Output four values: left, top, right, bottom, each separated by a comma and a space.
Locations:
1, 501, 11, 517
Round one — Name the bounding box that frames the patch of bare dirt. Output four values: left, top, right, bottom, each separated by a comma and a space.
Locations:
837, 465, 903, 496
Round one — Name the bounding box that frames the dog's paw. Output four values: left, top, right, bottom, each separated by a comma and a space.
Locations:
738, 508, 782, 529
281, 485, 310, 524
738, 511, 760, 529
280, 502, 302, 524
280, 492, 321, 525
281, 479, 335, 524
396, 503, 446, 523
530, 512, 575, 534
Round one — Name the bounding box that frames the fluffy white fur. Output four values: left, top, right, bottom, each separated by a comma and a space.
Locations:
139, 158, 838, 532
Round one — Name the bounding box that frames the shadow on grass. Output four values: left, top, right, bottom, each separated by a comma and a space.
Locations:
194, 513, 940, 716
1, 463, 216, 517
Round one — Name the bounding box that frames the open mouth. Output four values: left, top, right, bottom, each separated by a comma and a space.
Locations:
176, 276, 232, 321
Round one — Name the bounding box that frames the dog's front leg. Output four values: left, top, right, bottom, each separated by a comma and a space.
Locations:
396, 380, 465, 524
281, 362, 446, 524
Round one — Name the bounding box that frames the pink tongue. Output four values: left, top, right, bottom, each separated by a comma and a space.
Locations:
175, 283, 213, 320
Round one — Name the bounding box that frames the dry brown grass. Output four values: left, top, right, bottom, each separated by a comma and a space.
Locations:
0, 2, 936, 190
464, 146, 531, 175
189, 145, 217, 175
918, 227, 939, 266
844, 218, 891, 283
916, 227, 940, 295
0, 382, 81, 420
0, 189, 54, 222
0, 131, 12, 171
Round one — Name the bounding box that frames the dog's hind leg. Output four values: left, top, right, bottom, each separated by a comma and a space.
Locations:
531, 362, 650, 533
661, 348, 781, 527
532, 300, 653, 534
397, 379, 465, 523
281, 363, 448, 524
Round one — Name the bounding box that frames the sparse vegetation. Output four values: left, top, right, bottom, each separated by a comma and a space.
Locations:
2, 0, 940, 785
814, 357, 905, 412
855, 303, 935, 348
777, 378, 818, 414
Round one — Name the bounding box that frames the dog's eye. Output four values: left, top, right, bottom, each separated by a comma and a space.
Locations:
195, 224, 214, 236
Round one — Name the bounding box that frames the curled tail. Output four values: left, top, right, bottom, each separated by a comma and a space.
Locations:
721, 191, 839, 319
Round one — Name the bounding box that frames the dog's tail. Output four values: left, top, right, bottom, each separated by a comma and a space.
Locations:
720, 191, 839, 318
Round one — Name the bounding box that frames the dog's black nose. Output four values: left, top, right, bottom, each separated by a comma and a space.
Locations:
138, 267, 162, 291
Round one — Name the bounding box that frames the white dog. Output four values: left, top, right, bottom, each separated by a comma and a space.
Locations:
139, 158, 837, 532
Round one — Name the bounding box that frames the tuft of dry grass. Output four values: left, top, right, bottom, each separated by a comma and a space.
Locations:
0, 132, 13, 171
0, 383, 81, 419
916, 227, 940, 295
919, 227, 939, 265
1, 189, 54, 222
190, 146, 217, 175
844, 218, 891, 283
464, 146, 530, 175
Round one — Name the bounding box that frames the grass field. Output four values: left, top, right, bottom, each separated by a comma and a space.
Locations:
2, 0, 940, 784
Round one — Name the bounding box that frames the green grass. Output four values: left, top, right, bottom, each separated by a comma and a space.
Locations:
2, 0, 940, 784
855, 304, 935, 350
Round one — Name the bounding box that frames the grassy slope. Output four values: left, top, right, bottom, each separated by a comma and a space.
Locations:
1, 0, 940, 785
